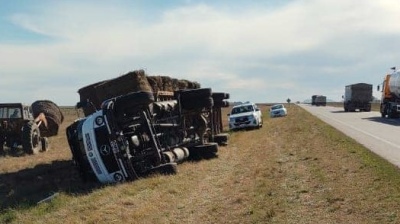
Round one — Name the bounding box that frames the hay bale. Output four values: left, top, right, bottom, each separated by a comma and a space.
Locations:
161, 76, 174, 92
77, 70, 201, 116
94, 70, 153, 104
177, 80, 201, 90
31, 100, 64, 137
147, 76, 163, 93
171, 78, 180, 91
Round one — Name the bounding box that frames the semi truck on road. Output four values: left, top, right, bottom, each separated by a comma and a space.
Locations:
343, 83, 372, 112
378, 68, 400, 118
311, 95, 326, 106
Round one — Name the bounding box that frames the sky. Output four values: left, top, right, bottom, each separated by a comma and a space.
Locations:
1, 0, 400, 106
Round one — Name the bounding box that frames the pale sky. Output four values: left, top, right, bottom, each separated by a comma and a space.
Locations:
1, 0, 399, 105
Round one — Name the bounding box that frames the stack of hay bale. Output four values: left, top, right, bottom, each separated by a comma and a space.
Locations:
78, 69, 200, 116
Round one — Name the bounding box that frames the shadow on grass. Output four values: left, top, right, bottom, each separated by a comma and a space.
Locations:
0, 147, 32, 157
362, 116, 400, 126
0, 160, 101, 210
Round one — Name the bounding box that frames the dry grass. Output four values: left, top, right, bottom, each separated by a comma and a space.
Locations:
1, 104, 400, 223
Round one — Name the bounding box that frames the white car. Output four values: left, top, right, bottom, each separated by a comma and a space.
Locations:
228, 102, 263, 130
269, 104, 287, 118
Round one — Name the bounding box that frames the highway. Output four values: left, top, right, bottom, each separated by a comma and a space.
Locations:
299, 104, 400, 168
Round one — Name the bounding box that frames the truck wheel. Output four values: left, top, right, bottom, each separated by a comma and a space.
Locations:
194, 142, 218, 159
158, 162, 178, 175
22, 121, 41, 154
214, 133, 229, 146
213, 100, 229, 108
212, 92, 230, 101
41, 137, 49, 152
113, 91, 154, 116
181, 97, 213, 110
176, 88, 212, 101
114, 91, 154, 108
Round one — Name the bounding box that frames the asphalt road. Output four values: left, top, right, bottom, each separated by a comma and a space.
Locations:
299, 104, 400, 168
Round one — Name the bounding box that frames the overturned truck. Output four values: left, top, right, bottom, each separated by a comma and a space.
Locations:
66, 70, 230, 184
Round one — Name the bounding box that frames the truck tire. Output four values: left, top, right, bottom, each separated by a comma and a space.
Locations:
176, 88, 212, 101
212, 92, 230, 101
114, 91, 154, 108
214, 133, 229, 146
213, 100, 229, 108
22, 121, 41, 154
194, 142, 218, 159
41, 137, 49, 152
113, 91, 154, 116
158, 162, 178, 175
181, 97, 213, 110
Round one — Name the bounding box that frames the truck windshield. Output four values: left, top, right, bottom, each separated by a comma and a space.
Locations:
0, 107, 21, 119
231, 105, 253, 114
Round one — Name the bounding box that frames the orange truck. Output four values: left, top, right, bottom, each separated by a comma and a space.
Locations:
378, 68, 400, 118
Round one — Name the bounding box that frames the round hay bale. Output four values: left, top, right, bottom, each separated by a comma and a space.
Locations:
31, 100, 64, 137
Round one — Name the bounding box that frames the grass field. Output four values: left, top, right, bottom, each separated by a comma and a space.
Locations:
1, 104, 400, 223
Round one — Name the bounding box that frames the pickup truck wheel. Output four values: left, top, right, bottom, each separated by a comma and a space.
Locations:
22, 121, 41, 154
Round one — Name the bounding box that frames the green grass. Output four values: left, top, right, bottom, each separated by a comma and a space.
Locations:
1, 105, 400, 223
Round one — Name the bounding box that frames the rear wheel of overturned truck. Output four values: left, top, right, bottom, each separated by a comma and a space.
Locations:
22, 121, 41, 154
157, 163, 178, 175
190, 142, 219, 160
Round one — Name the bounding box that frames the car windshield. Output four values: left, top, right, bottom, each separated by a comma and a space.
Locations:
271, 105, 283, 110
231, 105, 253, 114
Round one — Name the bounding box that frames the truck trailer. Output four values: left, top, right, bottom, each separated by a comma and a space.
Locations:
379, 69, 400, 118
311, 95, 326, 106
343, 83, 372, 112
